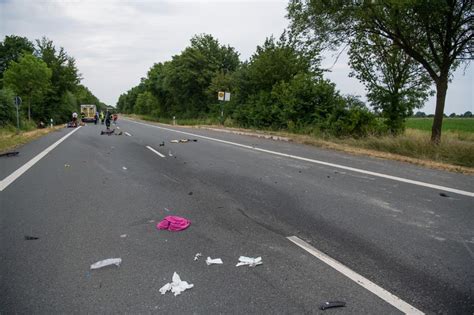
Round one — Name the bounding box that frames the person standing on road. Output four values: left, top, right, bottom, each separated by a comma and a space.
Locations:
100, 111, 105, 125
72, 112, 78, 127
94, 111, 99, 125
105, 110, 112, 130
113, 113, 118, 125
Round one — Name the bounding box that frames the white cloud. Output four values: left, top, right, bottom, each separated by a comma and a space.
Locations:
1, 0, 472, 114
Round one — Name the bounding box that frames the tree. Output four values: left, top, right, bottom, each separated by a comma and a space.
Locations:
415, 111, 427, 117
0, 35, 34, 86
35, 37, 81, 122
348, 33, 432, 134
3, 54, 51, 121
449, 112, 456, 117
288, 0, 473, 143
463, 111, 473, 118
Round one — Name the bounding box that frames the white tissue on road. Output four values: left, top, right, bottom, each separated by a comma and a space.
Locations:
206, 257, 223, 265
236, 256, 262, 267
90, 258, 122, 269
194, 253, 202, 261
120, 234, 127, 238
159, 272, 194, 296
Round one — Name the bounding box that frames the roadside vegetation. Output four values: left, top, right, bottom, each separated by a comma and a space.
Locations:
118, 1, 472, 170
0, 35, 105, 152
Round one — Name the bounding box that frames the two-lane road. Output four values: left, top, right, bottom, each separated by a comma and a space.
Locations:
1, 118, 473, 314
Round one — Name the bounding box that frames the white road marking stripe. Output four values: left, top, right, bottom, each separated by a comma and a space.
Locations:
287, 236, 424, 315
125, 119, 473, 197
125, 132, 132, 136
146, 145, 165, 158
0, 127, 81, 192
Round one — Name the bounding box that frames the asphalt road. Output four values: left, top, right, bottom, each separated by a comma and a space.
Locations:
1, 118, 473, 314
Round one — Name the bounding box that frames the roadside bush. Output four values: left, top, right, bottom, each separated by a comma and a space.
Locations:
322, 96, 380, 138
0, 88, 16, 127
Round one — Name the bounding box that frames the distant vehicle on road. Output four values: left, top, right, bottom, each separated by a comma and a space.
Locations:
80, 104, 97, 122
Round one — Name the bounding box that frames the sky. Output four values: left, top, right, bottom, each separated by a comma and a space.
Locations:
1, 0, 472, 114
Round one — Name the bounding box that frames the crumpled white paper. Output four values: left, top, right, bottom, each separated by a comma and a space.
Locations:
236, 256, 262, 267
159, 272, 194, 296
194, 253, 202, 261
206, 257, 223, 265
90, 258, 122, 269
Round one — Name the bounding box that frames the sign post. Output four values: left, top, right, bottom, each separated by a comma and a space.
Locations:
217, 91, 230, 125
14, 96, 22, 134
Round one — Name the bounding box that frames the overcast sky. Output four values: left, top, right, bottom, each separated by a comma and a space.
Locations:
1, 0, 472, 114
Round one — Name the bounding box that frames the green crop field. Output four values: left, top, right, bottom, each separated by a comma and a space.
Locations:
406, 118, 474, 133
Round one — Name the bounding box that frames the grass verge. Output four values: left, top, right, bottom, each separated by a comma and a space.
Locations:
0, 125, 64, 153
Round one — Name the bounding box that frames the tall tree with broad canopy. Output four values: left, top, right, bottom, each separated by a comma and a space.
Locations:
3, 54, 52, 121
0, 35, 35, 86
287, 0, 473, 143
348, 32, 433, 134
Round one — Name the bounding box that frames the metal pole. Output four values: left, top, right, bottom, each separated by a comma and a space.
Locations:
16, 103, 20, 134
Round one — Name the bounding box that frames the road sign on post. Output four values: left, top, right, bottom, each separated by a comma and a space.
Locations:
218, 91, 225, 101
14, 96, 22, 134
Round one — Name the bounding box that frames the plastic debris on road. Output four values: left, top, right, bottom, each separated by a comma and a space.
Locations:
64, 164, 70, 168
194, 253, 202, 261
319, 301, 346, 310
157, 216, 191, 231
24, 235, 39, 240
120, 234, 127, 238
206, 257, 223, 265
170, 140, 179, 143
159, 272, 194, 296
236, 256, 262, 267
159, 141, 165, 147
90, 258, 122, 270
122, 166, 127, 170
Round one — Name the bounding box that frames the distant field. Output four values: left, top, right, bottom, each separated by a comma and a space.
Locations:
406, 118, 474, 133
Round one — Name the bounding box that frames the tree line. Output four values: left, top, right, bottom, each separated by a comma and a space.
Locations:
0, 35, 105, 128
119, 1, 472, 143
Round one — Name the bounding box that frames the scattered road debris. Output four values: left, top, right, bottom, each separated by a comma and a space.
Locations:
122, 166, 127, 170
125, 132, 132, 136
168, 151, 173, 157
24, 235, 39, 240
194, 253, 202, 261
188, 192, 193, 195
439, 192, 449, 197
159, 272, 194, 296
319, 301, 346, 310
159, 141, 165, 147
64, 164, 70, 168
148, 219, 155, 223
120, 234, 127, 238
170, 139, 198, 144
157, 216, 191, 231
236, 256, 262, 267
100, 129, 115, 135
0, 151, 19, 157
90, 258, 122, 270
206, 257, 223, 265
164, 208, 170, 212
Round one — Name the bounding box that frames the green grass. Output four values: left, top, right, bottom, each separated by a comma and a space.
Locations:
406, 118, 474, 133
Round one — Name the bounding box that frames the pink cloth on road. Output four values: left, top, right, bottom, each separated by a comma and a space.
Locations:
157, 216, 191, 231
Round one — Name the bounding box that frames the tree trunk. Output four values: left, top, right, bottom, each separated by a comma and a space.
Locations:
431, 76, 448, 144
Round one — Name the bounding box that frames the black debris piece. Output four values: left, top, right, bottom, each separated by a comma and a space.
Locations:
100, 129, 115, 135
327, 176, 330, 178
439, 192, 449, 197
24, 235, 39, 240
188, 192, 193, 195
0, 151, 19, 157
319, 301, 346, 310
159, 141, 165, 146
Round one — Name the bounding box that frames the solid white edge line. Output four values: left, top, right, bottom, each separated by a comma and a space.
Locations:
0, 127, 82, 192
146, 145, 165, 158
124, 119, 473, 197
125, 132, 132, 136
287, 236, 424, 315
